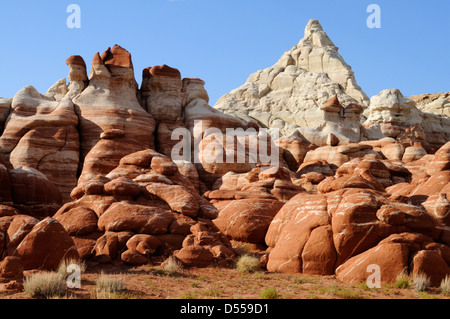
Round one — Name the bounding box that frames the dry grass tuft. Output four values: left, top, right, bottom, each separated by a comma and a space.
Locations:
23, 271, 68, 299
235, 254, 262, 274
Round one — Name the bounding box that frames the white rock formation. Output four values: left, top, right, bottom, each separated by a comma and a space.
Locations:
214, 19, 369, 144
418, 98, 450, 117
363, 89, 450, 148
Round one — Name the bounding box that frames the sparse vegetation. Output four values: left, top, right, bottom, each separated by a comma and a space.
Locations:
179, 291, 199, 299
6, 263, 450, 300
235, 254, 262, 273
440, 276, 450, 296
413, 272, 431, 292
95, 272, 125, 298
163, 256, 184, 276
260, 287, 280, 299
393, 272, 411, 289
333, 286, 362, 299
23, 271, 68, 299
57, 258, 87, 279
417, 291, 439, 299
201, 288, 223, 298
292, 275, 318, 285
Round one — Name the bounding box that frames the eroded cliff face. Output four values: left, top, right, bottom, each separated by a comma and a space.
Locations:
0, 45, 253, 201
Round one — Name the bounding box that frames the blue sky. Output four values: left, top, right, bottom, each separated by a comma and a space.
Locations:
0, 0, 448, 104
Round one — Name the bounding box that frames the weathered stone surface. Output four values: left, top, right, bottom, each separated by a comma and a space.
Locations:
126, 234, 161, 257
6, 215, 39, 256
98, 202, 175, 235
266, 193, 331, 273
54, 206, 98, 236
146, 183, 199, 217
363, 89, 450, 149
74, 45, 156, 184
140, 65, 184, 124
121, 249, 148, 266
213, 199, 284, 244
0, 256, 23, 279
336, 242, 409, 284
214, 19, 369, 144
2, 40, 450, 281
0, 85, 79, 201
9, 167, 62, 218
13, 218, 79, 270
175, 245, 215, 268
93, 231, 134, 263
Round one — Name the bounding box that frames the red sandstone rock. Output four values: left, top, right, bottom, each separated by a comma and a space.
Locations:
6, 215, 39, 256
13, 218, 79, 270
54, 206, 98, 236
126, 234, 161, 257
98, 202, 175, 235
93, 231, 133, 263
175, 245, 215, 268
0, 256, 23, 279
146, 183, 199, 217
9, 167, 62, 218
427, 142, 450, 175
336, 242, 409, 284
213, 198, 284, 244
275, 136, 312, 172
266, 193, 332, 273
101, 45, 133, 69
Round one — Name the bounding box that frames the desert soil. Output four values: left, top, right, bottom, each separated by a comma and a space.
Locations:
1, 262, 448, 300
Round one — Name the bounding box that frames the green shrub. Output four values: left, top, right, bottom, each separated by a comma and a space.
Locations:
393, 272, 411, 289
260, 287, 280, 299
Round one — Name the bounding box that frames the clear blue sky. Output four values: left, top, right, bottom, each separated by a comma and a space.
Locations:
0, 0, 448, 104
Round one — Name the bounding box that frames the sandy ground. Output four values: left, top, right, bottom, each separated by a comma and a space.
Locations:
1, 262, 448, 300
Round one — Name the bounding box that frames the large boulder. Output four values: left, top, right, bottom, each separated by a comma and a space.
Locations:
213, 198, 284, 244
13, 218, 79, 270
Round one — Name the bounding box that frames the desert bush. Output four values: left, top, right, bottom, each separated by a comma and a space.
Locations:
393, 271, 411, 289
95, 272, 125, 298
235, 254, 261, 273
260, 287, 280, 299
440, 275, 450, 295
163, 256, 183, 276
413, 272, 431, 292
57, 258, 87, 279
23, 271, 68, 299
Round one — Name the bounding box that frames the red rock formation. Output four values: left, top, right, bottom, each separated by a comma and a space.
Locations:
74, 46, 156, 185
55, 150, 234, 268
0, 86, 79, 202
13, 217, 79, 270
